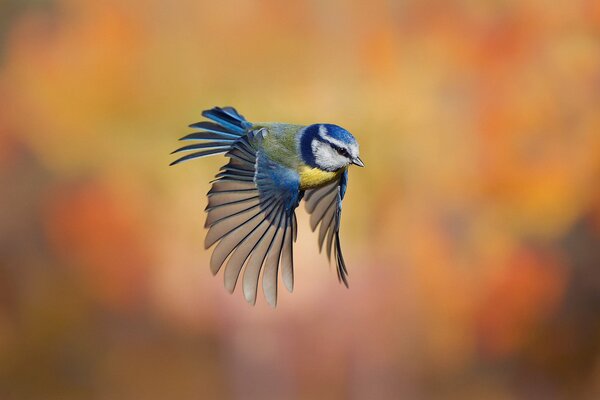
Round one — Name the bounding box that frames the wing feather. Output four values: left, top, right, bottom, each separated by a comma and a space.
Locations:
171, 142, 230, 153
196, 133, 300, 305
318, 201, 336, 251
206, 190, 259, 211
242, 207, 284, 305
170, 148, 230, 166
205, 196, 278, 248
280, 215, 294, 292
209, 180, 255, 193
223, 207, 277, 293
205, 197, 261, 227
262, 217, 286, 306
305, 182, 338, 213
304, 169, 350, 287
209, 202, 275, 274
175, 109, 307, 305
310, 192, 336, 231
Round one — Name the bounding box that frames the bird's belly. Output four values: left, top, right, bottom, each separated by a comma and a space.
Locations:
298, 166, 342, 190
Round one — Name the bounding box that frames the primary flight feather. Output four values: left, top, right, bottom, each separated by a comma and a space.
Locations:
172, 107, 364, 306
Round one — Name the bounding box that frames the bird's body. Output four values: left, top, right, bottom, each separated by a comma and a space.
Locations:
172, 107, 363, 306
246, 122, 345, 189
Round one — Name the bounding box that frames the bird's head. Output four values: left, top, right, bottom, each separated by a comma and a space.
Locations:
299, 124, 364, 172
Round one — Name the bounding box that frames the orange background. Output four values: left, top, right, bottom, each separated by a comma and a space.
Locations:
1, 1, 600, 398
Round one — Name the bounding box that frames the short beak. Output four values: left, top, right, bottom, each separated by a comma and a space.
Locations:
352, 157, 365, 167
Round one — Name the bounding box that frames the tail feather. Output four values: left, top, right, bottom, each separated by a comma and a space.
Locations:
217, 106, 248, 124
187, 121, 241, 138
171, 106, 251, 166
202, 107, 251, 134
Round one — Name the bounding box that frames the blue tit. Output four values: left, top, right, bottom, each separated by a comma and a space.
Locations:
171, 106, 364, 306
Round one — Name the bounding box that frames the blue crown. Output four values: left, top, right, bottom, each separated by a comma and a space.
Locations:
320, 124, 356, 145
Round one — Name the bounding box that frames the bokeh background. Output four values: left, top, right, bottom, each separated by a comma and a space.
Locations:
1, 0, 600, 399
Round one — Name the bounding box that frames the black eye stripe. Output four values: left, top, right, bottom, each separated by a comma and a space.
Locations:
332, 145, 349, 157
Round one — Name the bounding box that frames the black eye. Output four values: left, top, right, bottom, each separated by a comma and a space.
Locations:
334, 146, 350, 158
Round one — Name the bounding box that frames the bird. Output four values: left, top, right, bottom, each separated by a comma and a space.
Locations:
171, 106, 363, 306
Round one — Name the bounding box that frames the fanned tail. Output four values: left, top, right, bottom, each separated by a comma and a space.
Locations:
170, 106, 252, 165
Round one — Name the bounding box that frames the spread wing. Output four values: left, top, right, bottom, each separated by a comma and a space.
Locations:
304, 169, 349, 286
205, 130, 301, 306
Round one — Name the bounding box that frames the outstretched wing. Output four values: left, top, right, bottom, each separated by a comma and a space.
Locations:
205, 130, 301, 306
304, 170, 349, 286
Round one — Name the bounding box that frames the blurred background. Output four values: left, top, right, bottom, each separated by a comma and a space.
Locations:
1, 0, 600, 399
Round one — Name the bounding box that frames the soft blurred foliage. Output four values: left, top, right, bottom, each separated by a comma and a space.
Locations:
1, 0, 599, 399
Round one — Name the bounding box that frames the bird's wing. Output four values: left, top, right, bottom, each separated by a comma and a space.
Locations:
303, 169, 349, 286
205, 129, 301, 306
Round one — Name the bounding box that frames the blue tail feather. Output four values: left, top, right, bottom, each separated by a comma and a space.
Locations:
187, 121, 242, 138
218, 107, 248, 124
201, 106, 251, 134
171, 106, 252, 166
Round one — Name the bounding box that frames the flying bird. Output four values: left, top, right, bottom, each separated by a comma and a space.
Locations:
172, 107, 363, 306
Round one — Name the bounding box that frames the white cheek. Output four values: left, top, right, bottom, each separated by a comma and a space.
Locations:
314, 144, 347, 171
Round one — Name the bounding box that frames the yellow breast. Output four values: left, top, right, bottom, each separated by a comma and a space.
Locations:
298, 166, 343, 190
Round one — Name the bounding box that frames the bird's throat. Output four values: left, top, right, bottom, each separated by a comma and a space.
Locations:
298, 166, 343, 190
